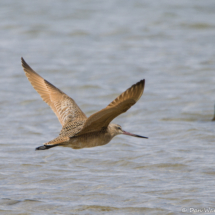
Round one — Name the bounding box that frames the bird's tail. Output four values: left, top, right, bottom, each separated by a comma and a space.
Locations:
35, 136, 70, 150
35, 144, 58, 150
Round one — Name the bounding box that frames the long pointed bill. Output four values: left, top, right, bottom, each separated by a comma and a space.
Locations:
122, 130, 148, 139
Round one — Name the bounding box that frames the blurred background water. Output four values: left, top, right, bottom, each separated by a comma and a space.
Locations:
0, 0, 215, 214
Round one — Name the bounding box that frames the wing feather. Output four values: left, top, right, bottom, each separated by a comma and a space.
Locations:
21, 57, 87, 127
76, 79, 145, 136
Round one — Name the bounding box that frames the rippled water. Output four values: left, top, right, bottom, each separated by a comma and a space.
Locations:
0, 0, 215, 214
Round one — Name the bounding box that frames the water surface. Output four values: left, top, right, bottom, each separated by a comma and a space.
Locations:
0, 0, 215, 214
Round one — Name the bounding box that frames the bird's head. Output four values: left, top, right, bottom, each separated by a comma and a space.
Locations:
109, 123, 148, 139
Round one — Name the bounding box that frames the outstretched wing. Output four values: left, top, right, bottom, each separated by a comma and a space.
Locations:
76, 79, 145, 136
21, 58, 87, 127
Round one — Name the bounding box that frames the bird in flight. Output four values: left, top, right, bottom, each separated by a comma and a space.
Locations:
21, 58, 147, 150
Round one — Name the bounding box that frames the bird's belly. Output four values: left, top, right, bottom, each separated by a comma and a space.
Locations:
61, 132, 112, 149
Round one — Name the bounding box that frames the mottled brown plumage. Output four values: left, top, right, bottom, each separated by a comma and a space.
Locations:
21, 57, 147, 150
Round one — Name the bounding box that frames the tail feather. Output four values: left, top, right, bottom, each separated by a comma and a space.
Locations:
36, 136, 69, 150
35, 145, 58, 150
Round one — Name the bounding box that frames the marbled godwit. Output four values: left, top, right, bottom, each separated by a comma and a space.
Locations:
21, 58, 147, 150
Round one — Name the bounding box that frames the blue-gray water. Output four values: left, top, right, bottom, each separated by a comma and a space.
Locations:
0, 0, 215, 214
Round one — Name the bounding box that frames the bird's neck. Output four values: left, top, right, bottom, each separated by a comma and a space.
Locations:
108, 124, 119, 138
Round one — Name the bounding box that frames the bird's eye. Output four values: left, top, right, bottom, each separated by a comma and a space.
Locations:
117, 127, 121, 130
